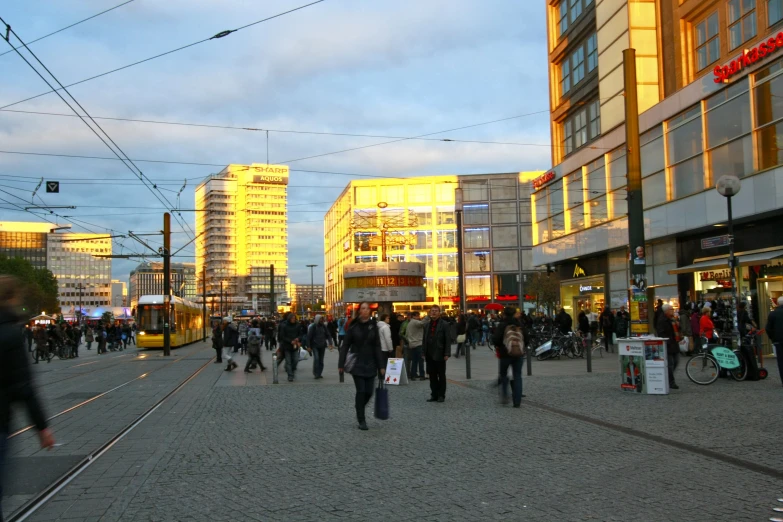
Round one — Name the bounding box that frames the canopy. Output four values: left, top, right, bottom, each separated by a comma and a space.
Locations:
668, 248, 783, 275
484, 303, 504, 311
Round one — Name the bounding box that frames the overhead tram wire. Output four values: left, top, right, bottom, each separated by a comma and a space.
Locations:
0, 0, 327, 110
0, 108, 585, 150
0, 20, 196, 241
0, 0, 136, 58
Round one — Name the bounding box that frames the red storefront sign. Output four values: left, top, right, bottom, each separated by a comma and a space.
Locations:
713, 32, 783, 83
532, 171, 555, 189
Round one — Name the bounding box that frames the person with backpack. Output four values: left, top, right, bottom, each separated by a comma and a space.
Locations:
244, 329, 266, 373
493, 307, 525, 407
600, 307, 615, 353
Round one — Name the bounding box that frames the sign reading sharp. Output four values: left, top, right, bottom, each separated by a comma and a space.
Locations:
45, 181, 60, 193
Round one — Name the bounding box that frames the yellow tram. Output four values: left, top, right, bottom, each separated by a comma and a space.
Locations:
135, 295, 203, 349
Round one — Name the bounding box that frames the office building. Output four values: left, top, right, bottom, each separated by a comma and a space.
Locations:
111, 280, 127, 307
128, 262, 198, 308
290, 283, 325, 311
538, 0, 783, 349
324, 173, 542, 314
47, 233, 112, 314
0, 221, 50, 270
195, 163, 289, 312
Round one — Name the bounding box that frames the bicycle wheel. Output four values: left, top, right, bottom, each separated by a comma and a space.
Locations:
729, 350, 747, 381
686, 354, 720, 385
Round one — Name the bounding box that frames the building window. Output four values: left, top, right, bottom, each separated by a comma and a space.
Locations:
706, 78, 753, 179
560, 61, 571, 96
463, 204, 489, 225
574, 109, 588, 149
571, 47, 585, 85
491, 201, 518, 224
561, 100, 599, 157
569, 0, 583, 23
462, 181, 488, 201
755, 58, 783, 168
640, 126, 667, 208
728, 0, 757, 51
770, 0, 783, 26
695, 12, 720, 70
559, 0, 568, 36
666, 105, 704, 199
587, 33, 597, 72
465, 252, 491, 272
464, 228, 489, 249
588, 100, 600, 138
563, 120, 573, 155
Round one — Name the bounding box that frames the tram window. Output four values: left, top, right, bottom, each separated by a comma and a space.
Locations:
138, 305, 164, 332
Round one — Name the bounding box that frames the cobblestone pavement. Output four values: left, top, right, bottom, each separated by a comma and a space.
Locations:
8, 345, 782, 521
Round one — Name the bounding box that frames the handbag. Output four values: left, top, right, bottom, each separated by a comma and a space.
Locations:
374, 379, 389, 420
344, 351, 357, 373
456, 334, 466, 343
678, 337, 690, 355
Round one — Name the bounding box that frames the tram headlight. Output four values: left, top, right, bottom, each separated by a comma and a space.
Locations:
138, 331, 146, 336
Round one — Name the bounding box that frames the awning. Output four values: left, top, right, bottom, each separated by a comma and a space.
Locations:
668, 248, 783, 275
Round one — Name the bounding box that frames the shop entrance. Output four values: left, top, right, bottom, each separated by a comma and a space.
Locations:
756, 276, 783, 356
561, 275, 606, 325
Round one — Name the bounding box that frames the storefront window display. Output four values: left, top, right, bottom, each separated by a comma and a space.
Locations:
560, 276, 606, 323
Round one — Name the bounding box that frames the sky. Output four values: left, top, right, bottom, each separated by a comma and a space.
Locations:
0, 0, 551, 285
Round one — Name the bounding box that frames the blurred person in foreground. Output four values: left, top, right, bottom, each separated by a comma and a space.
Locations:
0, 275, 55, 520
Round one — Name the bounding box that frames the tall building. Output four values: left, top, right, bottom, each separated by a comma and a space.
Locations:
195, 163, 289, 312
289, 283, 325, 311
539, 0, 783, 348
324, 173, 542, 314
0, 222, 113, 314
111, 280, 127, 307
128, 262, 198, 308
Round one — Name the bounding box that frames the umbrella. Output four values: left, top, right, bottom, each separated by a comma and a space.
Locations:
484, 303, 503, 311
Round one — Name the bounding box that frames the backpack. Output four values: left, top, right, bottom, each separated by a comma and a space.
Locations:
503, 324, 525, 358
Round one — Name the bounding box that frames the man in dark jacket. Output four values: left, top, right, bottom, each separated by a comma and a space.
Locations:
492, 307, 525, 407
765, 296, 783, 387
0, 276, 55, 517
422, 305, 451, 403
555, 308, 572, 334
279, 313, 302, 382
655, 304, 680, 389
212, 322, 223, 363
307, 314, 333, 379
221, 317, 239, 371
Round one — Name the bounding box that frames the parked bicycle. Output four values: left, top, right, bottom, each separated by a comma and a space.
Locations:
685, 337, 745, 385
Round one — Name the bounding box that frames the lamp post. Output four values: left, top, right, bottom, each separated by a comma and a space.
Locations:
307, 264, 318, 318
716, 174, 742, 349
455, 187, 470, 379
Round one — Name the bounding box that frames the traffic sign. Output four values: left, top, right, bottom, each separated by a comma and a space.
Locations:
45, 181, 60, 193
701, 235, 730, 249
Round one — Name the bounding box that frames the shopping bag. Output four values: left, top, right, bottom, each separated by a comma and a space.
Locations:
298, 347, 310, 361
374, 380, 389, 420
678, 337, 690, 355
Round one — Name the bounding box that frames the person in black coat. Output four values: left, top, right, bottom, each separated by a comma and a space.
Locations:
338, 302, 385, 430
655, 304, 680, 389
0, 276, 55, 517
422, 305, 451, 403
600, 308, 615, 353
555, 308, 572, 334
764, 296, 783, 387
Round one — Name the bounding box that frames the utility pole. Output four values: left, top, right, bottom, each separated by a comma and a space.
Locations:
220, 280, 224, 318
201, 265, 207, 341
163, 212, 171, 356
454, 187, 470, 379
76, 283, 85, 326
269, 264, 275, 317
307, 264, 317, 317
623, 48, 649, 338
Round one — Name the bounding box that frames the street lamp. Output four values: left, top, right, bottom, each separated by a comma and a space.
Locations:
307, 264, 318, 318
716, 174, 741, 349
454, 186, 470, 379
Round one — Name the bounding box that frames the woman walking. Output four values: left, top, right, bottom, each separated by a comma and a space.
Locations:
338, 302, 385, 431
85, 326, 94, 351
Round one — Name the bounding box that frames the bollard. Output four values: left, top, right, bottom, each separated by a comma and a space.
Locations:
272, 353, 279, 384
586, 334, 593, 373
340, 371, 344, 383
465, 338, 471, 379
526, 344, 532, 376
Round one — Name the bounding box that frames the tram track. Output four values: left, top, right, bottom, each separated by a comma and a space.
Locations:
33, 351, 137, 388
6, 354, 214, 522
8, 347, 211, 441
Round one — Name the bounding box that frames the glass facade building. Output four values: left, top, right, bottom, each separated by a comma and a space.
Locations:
195, 163, 289, 312
540, 0, 783, 350
47, 233, 112, 313
324, 173, 542, 314
128, 262, 198, 308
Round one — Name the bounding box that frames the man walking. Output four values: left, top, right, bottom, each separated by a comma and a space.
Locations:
244, 329, 266, 373
279, 313, 302, 382
765, 296, 783, 387
422, 305, 451, 402
212, 321, 223, 364
221, 317, 239, 371
493, 307, 525, 407
307, 314, 333, 379
655, 304, 680, 389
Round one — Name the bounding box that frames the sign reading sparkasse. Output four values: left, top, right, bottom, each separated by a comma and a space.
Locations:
713, 32, 783, 83
532, 171, 555, 189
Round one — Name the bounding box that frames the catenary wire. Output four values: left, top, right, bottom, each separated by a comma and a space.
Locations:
0, 0, 327, 110
0, 20, 196, 240
0, 0, 136, 58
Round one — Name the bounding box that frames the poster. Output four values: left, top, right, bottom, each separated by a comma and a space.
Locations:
384, 358, 408, 386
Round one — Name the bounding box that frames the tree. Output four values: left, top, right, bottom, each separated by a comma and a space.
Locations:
101, 311, 114, 326
525, 272, 560, 315
0, 255, 60, 316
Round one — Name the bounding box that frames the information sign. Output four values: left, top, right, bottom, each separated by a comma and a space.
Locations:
384, 358, 408, 386
710, 347, 740, 369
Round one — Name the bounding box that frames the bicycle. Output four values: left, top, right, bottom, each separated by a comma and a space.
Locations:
685, 337, 745, 385
32, 344, 54, 363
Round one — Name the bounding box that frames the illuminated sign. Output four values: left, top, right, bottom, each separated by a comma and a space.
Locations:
342, 262, 426, 302
573, 264, 586, 278
579, 285, 592, 292
713, 32, 783, 83
533, 171, 556, 189
250, 164, 289, 185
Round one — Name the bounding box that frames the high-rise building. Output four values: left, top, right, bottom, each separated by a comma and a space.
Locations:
111, 280, 127, 307
0, 222, 113, 315
538, 0, 783, 348
195, 163, 289, 312
128, 262, 198, 308
289, 283, 325, 312
324, 173, 542, 314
